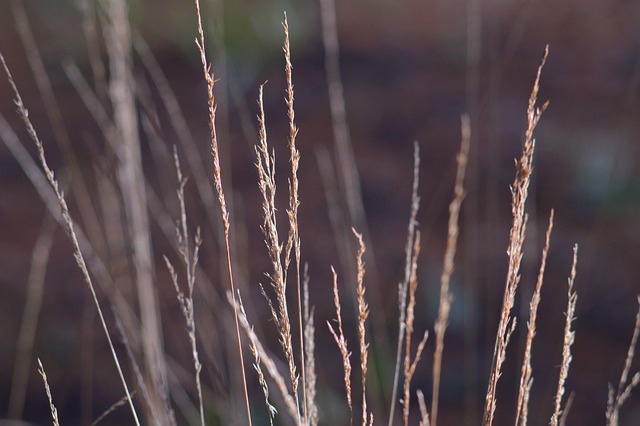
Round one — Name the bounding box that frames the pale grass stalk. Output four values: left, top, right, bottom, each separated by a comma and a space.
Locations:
37, 359, 61, 426
233, 293, 302, 424
606, 297, 640, 425
163, 148, 205, 426
483, 45, 549, 426
431, 114, 470, 426
558, 392, 574, 426
255, 83, 301, 419
417, 390, 431, 426
550, 245, 578, 426
1, 54, 140, 426
193, 1, 252, 422
389, 142, 421, 426
515, 210, 554, 426
328, 266, 354, 424
283, 13, 307, 422
249, 340, 278, 426
352, 230, 371, 426
402, 232, 429, 426
91, 391, 137, 426
304, 265, 319, 426
102, 1, 171, 420
8, 214, 56, 419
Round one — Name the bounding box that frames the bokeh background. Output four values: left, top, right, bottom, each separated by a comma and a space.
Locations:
1, 0, 640, 425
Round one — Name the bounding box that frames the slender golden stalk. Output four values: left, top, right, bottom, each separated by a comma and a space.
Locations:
483, 45, 549, 426
1, 54, 140, 426
256, 83, 301, 420
282, 13, 307, 422
402, 232, 429, 426
389, 142, 421, 425
233, 293, 302, 424
37, 359, 61, 426
353, 230, 370, 426
515, 210, 554, 426
606, 296, 640, 426
303, 266, 319, 426
550, 245, 578, 426
417, 390, 431, 426
164, 148, 205, 426
193, 1, 251, 423
328, 266, 354, 425
431, 114, 470, 426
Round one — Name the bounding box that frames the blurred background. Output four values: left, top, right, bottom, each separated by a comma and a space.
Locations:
1, 0, 640, 425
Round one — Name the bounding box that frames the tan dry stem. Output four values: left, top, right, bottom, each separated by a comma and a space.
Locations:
483, 45, 549, 426
328, 267, 354, 425
389, 142, 421, 425
431, 114, 471, 426
402, 232, 429, 426
515, 209, 554, 426
193, 1, 251, 423
550, 245, 578, 426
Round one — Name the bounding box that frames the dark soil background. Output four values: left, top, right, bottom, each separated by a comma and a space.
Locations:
1, 0, 640, 425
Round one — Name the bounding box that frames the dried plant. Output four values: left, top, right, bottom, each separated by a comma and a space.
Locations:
232, 293, 302, 424
515, 210, 554, 426
304, 266, 319, 426
389, 142, 421, 425
328, 266, 354, 424
163, 147, 205, 426
255, 82, 301, 419
193, 0, 252, 423
417, 389, 431, 426
37, 359, 61, 426
402, 231, 429, 426
483, 45, 549, 426
431, 114, 471, 426
353, 230, 372, 426
606, 297, 640, 425
550, 245, 579, 426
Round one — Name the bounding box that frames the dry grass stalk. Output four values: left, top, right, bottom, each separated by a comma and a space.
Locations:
402, 231, 429, 426
192, 1, 252, 422
255, 83, 301, 419
431, 114, 471, 426
606, 297, 640, 425
37, 359, 61, 426
328, 266, 354, 424
558, 392, 574, 426
550, 244, 578, 426
417, 389, 431, 426
483, 45, 549, 426
249, 338, 278, 426
282, 13, 308, 421
8, 214, 56, 419
233, 293, 302, 424
352, 229, 371, 426
515, 209, 554, 426
102, 3, 170, 417
389, 142, 421, 425
303, 265, 320, 426
1, 54, 140, 426
163, 148, 205, 426
90, 391, 138, 426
